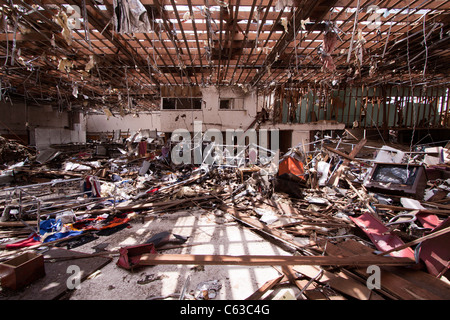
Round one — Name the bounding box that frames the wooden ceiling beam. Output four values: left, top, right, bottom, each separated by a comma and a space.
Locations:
228, 0, 258, 85
186, 0, 206, 84
169, 0, 199, 85
1, 0, 449, 102
215, 2, 224, 84
249, 0, 323, 87
235, 0, 276, 84
153, 0, 194, 85
222, 0, 240, 85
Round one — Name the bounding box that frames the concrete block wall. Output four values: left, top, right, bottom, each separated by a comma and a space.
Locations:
0, 101, 86, 149
160, 86, 260, 132
86, 113, 161, 138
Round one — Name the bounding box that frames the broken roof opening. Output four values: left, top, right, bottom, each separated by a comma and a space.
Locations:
0, 0, 447, 112
0, 0, 449, 303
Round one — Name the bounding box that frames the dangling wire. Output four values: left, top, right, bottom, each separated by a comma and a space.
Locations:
422, 13, 428, 79
293, 6, 299, 76
406, 1, 415, 178
82, 0, 92, 50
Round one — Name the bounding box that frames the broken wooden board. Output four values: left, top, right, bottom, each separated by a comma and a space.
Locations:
0, 221, 38, 228
281, 265, 307, 294
328, 138, 367, 186
292, 264, 384, 300
324, 140, 366, 163
302, 288, 346, 300
137, 253, 414, 267
377, 225, 450, 257
0, 248, 112, 300
219, 204, 309, 252
245, 270, 347, 300
374, 203, 450, 216
245, 274, 286, 300
322, 239, 450, 300
76, 194, 219, 215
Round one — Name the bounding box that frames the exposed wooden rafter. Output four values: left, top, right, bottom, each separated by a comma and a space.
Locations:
0, 0, 448, 112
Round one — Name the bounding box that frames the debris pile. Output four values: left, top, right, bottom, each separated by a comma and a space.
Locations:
0, 132, 450, 300
0, 136, 34, 167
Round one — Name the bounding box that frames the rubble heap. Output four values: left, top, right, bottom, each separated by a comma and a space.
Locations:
0, 132, 449, 300
0, 136, 34, 167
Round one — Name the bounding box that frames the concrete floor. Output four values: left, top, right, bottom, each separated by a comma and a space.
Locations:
66, 208, 294, 300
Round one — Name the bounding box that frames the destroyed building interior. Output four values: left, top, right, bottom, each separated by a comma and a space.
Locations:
1, 0, 450, 304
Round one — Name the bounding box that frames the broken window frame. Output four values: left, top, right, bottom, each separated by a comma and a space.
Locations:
219, 99, 232, 110
161, 97, 202, 110
219, 98, 244, 111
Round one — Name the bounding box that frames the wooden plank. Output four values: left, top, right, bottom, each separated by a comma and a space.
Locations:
348, 138, 368, 158
245, 274, 286, 300
374, 203, 450, 216
342, 239, 450, 299
292, 264, 384, 300
220, 204, 307, 251
383, 266, 450, 300
304, 289, 346, 300
327, 138, 367, 186
376, 225, 450, 257
324, 145, 358, 162
75, 194, 218, 215
247, 266, 341, 300
137, 253, 415, 267
281, 265, 305, 293
0, 221, 38, 227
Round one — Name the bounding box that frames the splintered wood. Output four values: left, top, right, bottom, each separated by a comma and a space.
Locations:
2, 134, 450, 301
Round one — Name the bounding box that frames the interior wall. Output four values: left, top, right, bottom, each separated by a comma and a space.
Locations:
86, 113, 161, 138
160, 86, 260, 133
0, 100, 28, 144
0, 101, 86, 149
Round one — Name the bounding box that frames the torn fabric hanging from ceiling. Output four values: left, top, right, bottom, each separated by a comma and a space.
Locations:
113, 0, 152, 34
321, 27, 339, 72
85, 55, 96, 73
53, 10, 73, 46
0, 0, 448, 110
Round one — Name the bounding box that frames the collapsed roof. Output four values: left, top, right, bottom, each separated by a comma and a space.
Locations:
0, 0, 449, 112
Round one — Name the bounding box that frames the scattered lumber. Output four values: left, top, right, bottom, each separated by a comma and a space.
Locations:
322, 239, 450, 300
1, 135, 450, 301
